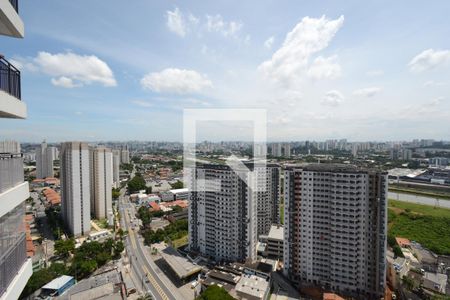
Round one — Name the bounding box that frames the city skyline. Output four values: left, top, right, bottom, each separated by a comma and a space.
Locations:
1, 1, 449, 142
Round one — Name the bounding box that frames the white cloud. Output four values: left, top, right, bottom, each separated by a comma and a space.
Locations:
424, 80, 447, 87
264, 36, 275, 49
166, 7, 186, 37
31, 52, 116, 87
322, 90, 344, 106
131, 100, 153, 108
12, 52, 116, 88
206, 14, 243, 37
408, 49, 450, 73
307, 55, 341, 80
188, 13, 199, 25
51, 76, 81, 88
258, 15, 344, 86
366, 69, 384, 77
352, 87, 382, 98
430, 96, 444, 106
140, 68, 212, 94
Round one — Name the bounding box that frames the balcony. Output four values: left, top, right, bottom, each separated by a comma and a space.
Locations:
0, 56, 26, 118
0, 153, 28, 219
0, 153, 24, 193
0, 0, 23, 37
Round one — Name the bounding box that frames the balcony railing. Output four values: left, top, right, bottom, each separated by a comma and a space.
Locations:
9, 0, 19, 13
0, 233, 26, 297
0, 153, 24, 194
0, 56, 21, 100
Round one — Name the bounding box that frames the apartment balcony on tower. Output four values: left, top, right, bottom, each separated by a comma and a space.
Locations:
0, 54, 25, 118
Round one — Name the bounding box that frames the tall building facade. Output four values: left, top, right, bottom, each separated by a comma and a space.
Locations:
60, 142, 91, 237
36, 140, 56, 178
89, 147, 113, 219
0, 1, 33, 299
112, 149, 121, 188
255, 164, 281, 236
188, 164, 258, 263
283, 164, 387, 299
120, 145, 130, 164
284, 143, 291, 158
271, 143, 282, 157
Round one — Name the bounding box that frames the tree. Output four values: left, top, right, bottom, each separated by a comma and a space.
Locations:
393, 245, 404, 258
401, 275, 415, 290
195, 285, 235, 300
112, 188, 121, 199
137, 294, 153, 300
54, 238, 75, 259
170, 180, 184, 189
145, 186, 153, 194
128, 174, 147, 192
138, 206, 152, 228
171, 205, 183, 213
113, 240, 125, 259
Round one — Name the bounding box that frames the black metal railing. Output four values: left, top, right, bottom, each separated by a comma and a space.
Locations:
0, 56, 21, 100
9, 0, 19, 13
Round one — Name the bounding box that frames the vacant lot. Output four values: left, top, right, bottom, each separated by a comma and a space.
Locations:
388, 199, 450, 255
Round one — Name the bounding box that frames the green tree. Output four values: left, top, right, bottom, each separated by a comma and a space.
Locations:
170, 180, 184, 189
112, 188, 121, 199
171, 205, 183, 213
137, 294, 153, 300
401, 275, 415, 290
113, 240, 125, 259
393, 245, 404, 258
128, 174, 147, 192
21, 268, 55, 298
138, 206, 152, 228
195, 285, 235, 300
54, 238, 75, 259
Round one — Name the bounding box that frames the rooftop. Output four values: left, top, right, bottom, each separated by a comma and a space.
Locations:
169, 188, 189, 193
159, 246, 202, 279
267, 225, 284, 241
42, 275, 74, 291
285, 163, 386, 174
235, 274, 269, 299
323, 293, 346, 300
395, 237, 411, 248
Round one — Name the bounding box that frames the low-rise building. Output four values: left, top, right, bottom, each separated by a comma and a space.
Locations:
235, 274, 270, 300
41, 275, 75, 297
88, 230, 112, 242
265, 225, 283, 260
423, 272, 447, 294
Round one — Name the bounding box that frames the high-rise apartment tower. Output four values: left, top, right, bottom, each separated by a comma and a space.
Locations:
60, 142, 91, 237
283, 164, 387, 299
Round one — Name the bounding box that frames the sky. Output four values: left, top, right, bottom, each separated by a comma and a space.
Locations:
1, 0, 450, 142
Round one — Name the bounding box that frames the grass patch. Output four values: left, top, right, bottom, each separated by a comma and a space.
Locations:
280, 204, 284, 225
388, 199, 450, 255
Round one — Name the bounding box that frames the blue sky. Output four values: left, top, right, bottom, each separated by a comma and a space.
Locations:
1, 0, 450, 142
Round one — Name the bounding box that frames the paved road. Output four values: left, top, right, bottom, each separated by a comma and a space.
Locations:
119, 192, 177, 300
389, 191, 450, 209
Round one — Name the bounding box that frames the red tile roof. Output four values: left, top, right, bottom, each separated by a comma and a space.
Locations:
396, 237, 411, 248
149, 201, 160, 211
323, 293, 345, 300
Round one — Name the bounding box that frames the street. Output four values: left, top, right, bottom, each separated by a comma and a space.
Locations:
118, 190, 179, 300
